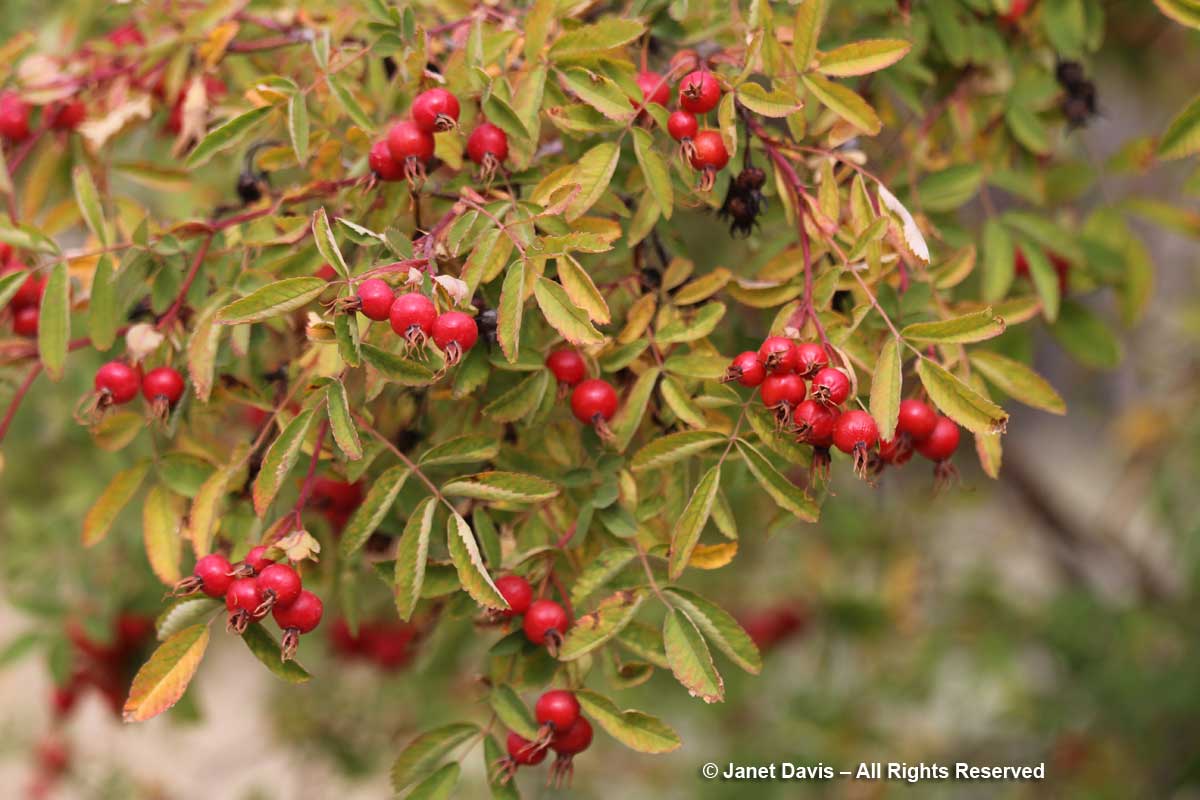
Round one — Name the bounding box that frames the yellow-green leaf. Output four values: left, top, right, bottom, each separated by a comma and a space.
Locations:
142, 485, 183, 586
122, 624, 209, 722
802, 73, 881, 135
532, 275, 604, 345
252, 406, 317, 516
869, 337, 902, 440
608, 367, 659, 453
72, 165, 108, 244
632, 128, 672, 219
565, 141, 620, 220
735, 439, 818, 521
38, 262, 69, 381
442, 471, 559, 504
325, 379, 362, 460
969, 351, 1066, 415
557, 254, 611, 324
916, 358, 1009, 434
496, 259, 525, 363
668, 465, 721, 580
793, 0, 827, 71
390, 723, 480, 793
312, 208, 349, 280
394, 496, 436, 621
446, 512, 508, 610
186, 105, 273, 168
576, 689, 682, 754
818, 38, 911, 77
83, 460, 151, 546
340, 465, 410, 557
559, 589, 645, 660
663, 587, 761, 674
902, 308, 1006, 344
217, 277, 326, 325
663, 608, 724, 703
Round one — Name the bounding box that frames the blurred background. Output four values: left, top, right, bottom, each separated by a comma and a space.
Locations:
2, 3, 1199, 799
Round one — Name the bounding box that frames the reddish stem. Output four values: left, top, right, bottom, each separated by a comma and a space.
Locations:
157, 233, 213, 331
0, 363, 41, 445
292, 419, 330, 519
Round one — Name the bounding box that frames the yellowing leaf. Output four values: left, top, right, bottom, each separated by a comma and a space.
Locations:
818, 39, 911, 77
142, 485, 183, 586
869, 337, 902, 440
84, 460, 151, 546
446, 512, 508, 610
123, 624, 209, 722
532, 275, 604, 345
802, 73, 881, 135
916, 359, 1009, 434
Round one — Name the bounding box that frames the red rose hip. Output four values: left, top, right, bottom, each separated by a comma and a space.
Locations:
431, 311, 478, 364
723, 351, 766, 388
546, 349, 586, 386
811, 367, 851, 406
758, 336, 799, 374
255, 563, 302, 613
536, 690, 581, 732
523, 599, 569, 648
172, 553, 233, 598
495, 575, 533, 618
12, 306, 38, 337
466, 122, 508, 181
507, 732, 546, 766
94, 362, 140, 405
633, 71, 670, 108
274, 589, 324, 661
667, 110, 698, 142
410, 87, 460, 132
386, 120, 435, 186
389, 292, 437, 346
369, 139, 405, 181
356, 278, 395, 322
142, 366, 185, 406
794, 342, 828, 377
678, 70, 721, 114
570, 379, 618, 429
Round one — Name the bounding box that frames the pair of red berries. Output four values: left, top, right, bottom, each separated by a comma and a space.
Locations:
3, 248, 45, 337
93, 362, 186, 409
502, 691, 593, 786
494, 574, 573, 650
355, 279, 479, 365
543, 348, 622, 433
661, 70, 728, 188
878, 398, 961, 466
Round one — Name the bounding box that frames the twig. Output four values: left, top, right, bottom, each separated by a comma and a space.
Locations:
0, 363, 41, 445
157, 232, 214, 331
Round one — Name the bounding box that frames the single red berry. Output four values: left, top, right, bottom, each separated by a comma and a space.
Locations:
667, 110, 698, 142
811, 367, 851, 406
194, 554, 233, 597
833, 410, 879, 454
758, 336, 799, 374
570, 379, 618, 425
387, 120, 435, 163
142, 366, 185, 406
794, 400, 837, 447
0, 92, 31, 142
356, 278, 395, 322
466, 122, 509, 165
723, 351, 766, 388
916, 415, 960, 462
679, 70, 721, 114
536, 690, 581, 731
94, 362, 140, 405
13, 306, 38, 337
315, 263, 338, 281
689, 129, 729, 171
878, 438, 913, 466
897, 399, 938, 443
546, 349, 587, 386
389, 292, 437, 343
369, 139, 405, 181
273, 589, 324, 633
760, 373, 806, 409
48, 99, 86, 131
507, 732, 547, 766
107, 23, 145, 48
431, 311, 478, 361
633, 71, 670, 108
550, 716, 593, 755
495, 575, 533, 618
243, 545, 275, 575
225, 577, 265, 616
794, 342, 829, 377
410, 87, 460, 132
523, 599, 569, 646
256, 563, 303, 610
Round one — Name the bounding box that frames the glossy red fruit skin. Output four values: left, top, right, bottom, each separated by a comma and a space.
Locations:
244, 545, 275, 575
387, 120, 435, 163
758, 336, 798, 374
551, 716, 593, 755
811, 367, 851, 406
507, 732, 547, 766
536, 690, 581, 731
48, 100, 86, 131
878, 438, 912, 466
794, 342, 829, 377
95, 362, 140, 404
410, 88, 460, 132
13, 306, 37, 336
194, 554, 233, 597
369, 139, 405, 181
225, 577, 264, 615
142, 367, 185, 405
728, 351, 766, 388
689, 130, 729, 171
833, 410, 879, 454
570, 379, 618, 424
273, 590, 323, 633
896, 399, 937, 442
667, 110, 698, 142
760, 373, 806, 408
916, 416, 960, 462
546, 349, 586, 386
523, 599, 569, 645
679, 70, 721, 114
389, 292, 437, 338
495, 575, 533, 618
256, 563, 302, 608
633, 71, 670, 107
356, 278, 395, 322
794, 400, 837, 447
0, 92, 31, 142
466, 122, 509, 164
432, 311, 478, 352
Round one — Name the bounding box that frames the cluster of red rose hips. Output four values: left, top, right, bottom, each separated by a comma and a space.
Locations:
0, 90, 86, 144
368, 87, 510, 186
498, 690, 593, 788
493, 574, 574, 654
83, 361, 185, 424
656, 69, 729, 190
543, 348, 623, 438
352, 278, 478, 366
173, 546, 323, 661
1, 243, 44, 338
329, 618, 420, 670
725, 337, 961, 482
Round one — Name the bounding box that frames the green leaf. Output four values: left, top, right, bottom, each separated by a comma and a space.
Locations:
394, 496, 437, 621
1159, 93, 1200, 159
549, 18, 645, 61
419, 435, 499, 467
1018, 241, 1062, 322
662, 608, 724, 703
668, 465, 721, 581
793, 0, 827, 71
565, 141, 620, 220
88, 256, 118, 350
241, 623, 311, 683
390, 723, 480, 793
557, 254, 611, 324
744, 404, 812, 466
251, 406, 318, 516
532, 275, 604, 345
462, 229, 513, 297
902, 308, 1006, 344
570, 547, 637, 607
186, 105, 273, 168
38, 262, 69, 381
481, 91, 531, 143
142, 485, 183, 586
496, 259, 524, 363
735, 83, 804, 118
981, 218, 1015, 302
0, 270, 27, 309
341, 465, 410, 558
217, 277, 326, 325
916, 359, 1009, 434
489, 684, 537, 740
576, 689, 682, 754
662, 587, 761, 674
334, 308, 361, 368
970, 351, 1066, 415
631, 430, 727, 472
325, 380, 362, 460
1050, 299, 1123, 370
122, 624, 208, 722
72, 165, 108, 245
608, 367, 660, 453
656, 302, 725, 344
361, 344, 438, 385
1155, 0, 1200, 31
632, 128, 672, 218
155, 597, 220, 641
405, 762, 459, 800
188, 449, 244, 558
1006, 105, 1051, 156
818, 38, 911, 77
561, 67, 635, 121
918, 165, 982, 213
801, 73, 881, 135
328, 74, 375, 133
869, 337, 902, 441
287, 93, 309, 165
83, 460, 151, 546
312, 208, 349, 280
559, 589, 645, 660
482, 368, 550, 423
734, 439, 818, 521
446, 512, 508, 610
442, 472, 559, 504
